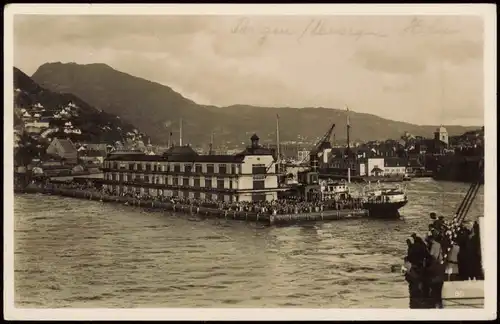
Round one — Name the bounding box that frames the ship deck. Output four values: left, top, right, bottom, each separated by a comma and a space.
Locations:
389, 280, 484, 309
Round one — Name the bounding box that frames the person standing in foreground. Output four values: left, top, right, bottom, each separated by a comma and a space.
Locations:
445, 242, 460, 281
403, 255, 424, 309
427, 231, 446, 308
404, 235, 430, 308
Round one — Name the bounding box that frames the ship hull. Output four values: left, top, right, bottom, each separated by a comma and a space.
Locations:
364, 200, 408, 219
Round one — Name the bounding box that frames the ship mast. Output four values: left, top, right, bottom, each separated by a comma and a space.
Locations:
209, 131, 214, 155
179, 117, 183, 147
346, 105, 351, 183
276, 114, 281, 174
346, 105, 351, 156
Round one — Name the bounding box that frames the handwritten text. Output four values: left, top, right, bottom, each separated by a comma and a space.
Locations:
231, 17, 388, 46
402, 17, 460, 36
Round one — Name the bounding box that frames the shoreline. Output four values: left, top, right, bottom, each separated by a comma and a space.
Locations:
16, 186, 369, 226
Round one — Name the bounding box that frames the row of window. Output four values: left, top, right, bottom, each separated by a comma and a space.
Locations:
384, 167, 406, 173
104, 161, 272, 175
104, 173, 267, 190
104, 161, 239, 174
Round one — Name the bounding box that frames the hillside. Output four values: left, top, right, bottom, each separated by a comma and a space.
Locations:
31, 62, 480, 147
14, 67, 142, 144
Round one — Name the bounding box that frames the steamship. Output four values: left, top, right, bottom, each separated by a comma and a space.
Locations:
361, 184, 408, 218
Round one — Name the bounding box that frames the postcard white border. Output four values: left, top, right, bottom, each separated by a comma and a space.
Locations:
3, 3, 497, 321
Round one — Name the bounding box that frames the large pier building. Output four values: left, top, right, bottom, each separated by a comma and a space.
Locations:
102, 134, 281, 202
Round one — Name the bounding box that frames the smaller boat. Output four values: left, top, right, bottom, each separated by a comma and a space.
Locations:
320, 179, 351, 201
362, 183, 408, 218
402, 174, 412, 181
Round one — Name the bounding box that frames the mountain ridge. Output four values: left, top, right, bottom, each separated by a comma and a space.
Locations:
31, 62, 481, 147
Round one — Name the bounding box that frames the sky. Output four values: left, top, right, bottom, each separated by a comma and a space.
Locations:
13, 14, 485, 126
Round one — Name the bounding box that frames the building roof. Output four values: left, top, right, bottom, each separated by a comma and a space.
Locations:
54, 138, 77, 153
40, 165, 72, 171
106, 135, 273, 163
84, 143, 108, 149
106, 151, 246, 163
384, 157, 407, 167
378, 143, 397, 152
163, 145, 199, 157
106, 153, 165, 162
236, 146, 274, 156
407, 159, 423, 168
236, 133, 274, 157
81, 150, 107, 157
436, 126, 447, 133
170, 154, 245, 163
44, 153, 64, 162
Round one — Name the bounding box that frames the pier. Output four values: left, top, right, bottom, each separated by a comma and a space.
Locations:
18, 186, 368, 226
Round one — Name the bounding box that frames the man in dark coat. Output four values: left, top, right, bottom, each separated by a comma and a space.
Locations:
404, 255, 425, 309
426, 232, 446, 308
411, 233, 429, 268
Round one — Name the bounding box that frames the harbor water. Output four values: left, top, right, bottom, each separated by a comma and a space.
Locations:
14, 179, 483, 308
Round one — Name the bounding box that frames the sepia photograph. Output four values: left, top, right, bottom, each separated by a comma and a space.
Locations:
4, 3, 497, 321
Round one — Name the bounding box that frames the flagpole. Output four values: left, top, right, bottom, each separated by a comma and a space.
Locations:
346, 105, 351, 182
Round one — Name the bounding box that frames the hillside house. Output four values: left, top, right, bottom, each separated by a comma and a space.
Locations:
376, 143, 399, 158
40, 127, 58, 138
41, 155, 64, 167
24, 121, 50, 134
383, 157, 407, 176
40, 164, 73, 177
46, 138, 78, 164
79, 150, 107, 166
21, 111, 33, 122
72, 164, 85, 174
358, 157, 385, 176
417, 139, 447, 155
406, 158, 424, 174
40, 116, 52, 123
84, 143, 109, 153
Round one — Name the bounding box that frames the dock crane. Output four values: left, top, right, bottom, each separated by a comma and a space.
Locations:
302, 123, 336, 171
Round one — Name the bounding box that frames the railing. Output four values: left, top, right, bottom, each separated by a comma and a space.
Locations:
102, 167, 279, 177
101, 168, 241, 177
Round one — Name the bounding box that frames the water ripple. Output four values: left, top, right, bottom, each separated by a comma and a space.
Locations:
13, 180, 483, 308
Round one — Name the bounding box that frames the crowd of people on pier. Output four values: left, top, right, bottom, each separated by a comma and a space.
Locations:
402, 212, 483, 309
41, 179, 363, 216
